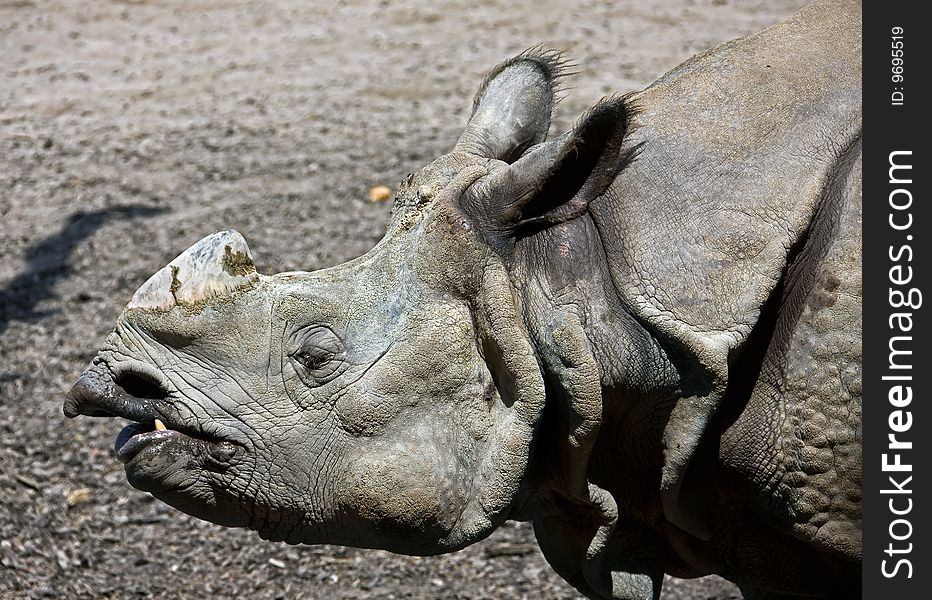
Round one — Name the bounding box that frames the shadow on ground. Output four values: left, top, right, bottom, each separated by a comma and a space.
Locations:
0, 205, 166, 336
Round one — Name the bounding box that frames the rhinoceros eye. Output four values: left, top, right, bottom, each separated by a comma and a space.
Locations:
290, 326, 345, 382
294, 346, 334, 371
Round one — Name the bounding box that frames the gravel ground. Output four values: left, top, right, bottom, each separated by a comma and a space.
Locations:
1, 1, 809, 598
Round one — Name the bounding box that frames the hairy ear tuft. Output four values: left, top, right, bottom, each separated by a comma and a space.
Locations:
454, 47, 575, 163
469, 45, 575, 118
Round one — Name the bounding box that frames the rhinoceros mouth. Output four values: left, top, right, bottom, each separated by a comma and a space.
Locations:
115, 421, 182, 463
113, 420, 236, 469
65, 362, 240, 467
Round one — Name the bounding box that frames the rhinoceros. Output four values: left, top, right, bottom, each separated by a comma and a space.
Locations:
63, 0, 862, 598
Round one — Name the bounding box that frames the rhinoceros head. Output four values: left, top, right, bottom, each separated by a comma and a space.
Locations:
64, 48, 630, 554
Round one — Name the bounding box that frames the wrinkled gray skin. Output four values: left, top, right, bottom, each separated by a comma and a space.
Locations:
64, 1, 861, 598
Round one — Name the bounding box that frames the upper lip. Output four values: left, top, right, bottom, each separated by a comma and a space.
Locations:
64, 361, 167, 422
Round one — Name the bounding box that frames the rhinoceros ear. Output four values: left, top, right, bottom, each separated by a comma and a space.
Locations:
470, 96, 634, 232
454, 47, 570, 163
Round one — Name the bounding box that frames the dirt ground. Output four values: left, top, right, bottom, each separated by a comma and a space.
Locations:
1, 0, 811, 598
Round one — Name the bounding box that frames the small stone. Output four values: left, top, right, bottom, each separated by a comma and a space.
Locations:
66, 488, 92, 507
14, 473, 40, 491
54, 549, 71, 570
368, 185, 392, 202
268, 558, 286, 569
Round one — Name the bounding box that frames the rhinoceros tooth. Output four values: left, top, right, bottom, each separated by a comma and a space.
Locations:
128, 230, 258, 310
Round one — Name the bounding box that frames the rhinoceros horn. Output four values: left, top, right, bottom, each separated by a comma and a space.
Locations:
128, 230, 258, 310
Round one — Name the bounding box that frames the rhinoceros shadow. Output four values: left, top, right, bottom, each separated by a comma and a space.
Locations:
0, 205, 167, 337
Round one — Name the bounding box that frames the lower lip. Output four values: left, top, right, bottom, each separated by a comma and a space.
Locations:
115, 425, 180, 464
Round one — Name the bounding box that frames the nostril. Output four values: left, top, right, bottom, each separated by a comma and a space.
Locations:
114, 371, 167, 400
64, 368, 120, 418
65, 363, 168, 421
